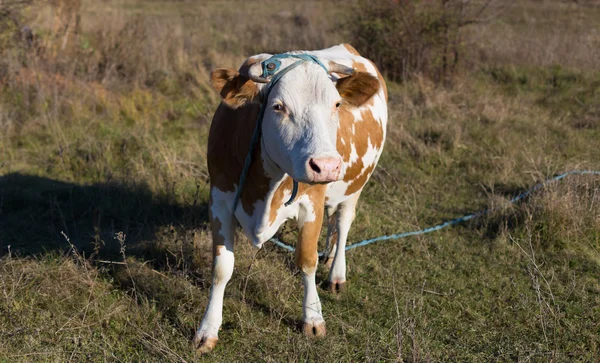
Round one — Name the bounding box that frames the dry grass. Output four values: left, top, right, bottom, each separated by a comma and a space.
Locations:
1, 0, 600, 361
467, 0, 600, 71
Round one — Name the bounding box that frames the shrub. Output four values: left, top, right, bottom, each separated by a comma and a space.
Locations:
343, 0, 496, 83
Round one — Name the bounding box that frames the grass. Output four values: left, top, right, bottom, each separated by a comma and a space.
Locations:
1, 0, 600, 361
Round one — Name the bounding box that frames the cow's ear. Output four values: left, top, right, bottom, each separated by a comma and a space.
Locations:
336, 72, 380, 107
211, 68, 260, 109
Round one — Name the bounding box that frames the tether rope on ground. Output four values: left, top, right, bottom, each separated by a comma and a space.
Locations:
269, 170, 600, 256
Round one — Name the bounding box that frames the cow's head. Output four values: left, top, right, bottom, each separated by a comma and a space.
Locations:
210, 53, 379, 184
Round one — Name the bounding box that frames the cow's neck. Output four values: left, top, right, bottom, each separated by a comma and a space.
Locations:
235, 138, 297, 245
259, 135, 291, 183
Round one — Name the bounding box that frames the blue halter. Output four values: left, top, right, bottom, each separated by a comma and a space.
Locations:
231, 53, 330, 214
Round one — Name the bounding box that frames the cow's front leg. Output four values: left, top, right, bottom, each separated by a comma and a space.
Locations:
194, 197, 235, 354
296, 202, 326, 337
328, 192, 361, 293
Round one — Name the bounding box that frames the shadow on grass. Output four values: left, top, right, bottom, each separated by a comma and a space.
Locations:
0, 173, 312, 334
0, 172, 210, 265
474, 181, 548, 241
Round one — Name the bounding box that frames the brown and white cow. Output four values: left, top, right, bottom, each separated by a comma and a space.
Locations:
194, 44, 388, 353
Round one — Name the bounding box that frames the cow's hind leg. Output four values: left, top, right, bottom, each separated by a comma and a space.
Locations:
322, 206, 338, 269
193, 194, 235, 354
296, 200, 326, 338
327, 192, 361, 294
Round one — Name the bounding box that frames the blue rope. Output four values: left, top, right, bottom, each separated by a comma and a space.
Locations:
262, 54, 328, 79
232, 97, 268, 213
232, 53, 330, 213
284, 181, 299, 207
269, 170, 600, 256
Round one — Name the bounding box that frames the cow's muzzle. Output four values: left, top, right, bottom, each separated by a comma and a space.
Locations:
307, 157, 342, 183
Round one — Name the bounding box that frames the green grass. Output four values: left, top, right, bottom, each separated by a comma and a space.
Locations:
2, 66, 599, 361
1, 0, 600, 361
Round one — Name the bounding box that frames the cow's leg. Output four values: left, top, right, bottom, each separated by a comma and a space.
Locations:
193, 195, 235, 354
296, 202, 326, 337
323, 207, 338, 269
327, 192, 361, 293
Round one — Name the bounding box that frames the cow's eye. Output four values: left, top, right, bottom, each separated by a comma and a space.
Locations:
273, 104, 284, 111
335, 102, 342, 109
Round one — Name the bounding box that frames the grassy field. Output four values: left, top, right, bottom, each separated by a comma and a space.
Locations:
1, 0, 600, 361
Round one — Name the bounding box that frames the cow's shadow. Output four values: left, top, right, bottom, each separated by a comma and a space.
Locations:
0, 172, 306, 336
0, 172, 218, 336
0, 172, 210, 268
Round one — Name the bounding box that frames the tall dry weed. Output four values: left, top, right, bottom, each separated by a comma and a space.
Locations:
482, 176, 600, 259
49, 0, 81, 52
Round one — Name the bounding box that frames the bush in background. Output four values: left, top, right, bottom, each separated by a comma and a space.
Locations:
343, 0, 497, 83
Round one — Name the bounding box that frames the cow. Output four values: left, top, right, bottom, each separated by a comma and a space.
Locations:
194, 44, 388, 353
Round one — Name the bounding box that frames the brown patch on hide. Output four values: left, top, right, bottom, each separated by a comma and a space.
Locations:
343, 43, 361, 56
207, 102, 271, 217
336, 107, 384, 196
295, 186, 327, 272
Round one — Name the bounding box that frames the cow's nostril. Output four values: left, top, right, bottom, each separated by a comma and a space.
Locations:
309, 158, 322, 174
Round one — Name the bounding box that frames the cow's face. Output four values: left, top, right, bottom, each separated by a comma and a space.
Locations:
260, 62, 344, 184
210, 56, 379, 184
